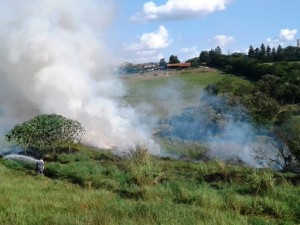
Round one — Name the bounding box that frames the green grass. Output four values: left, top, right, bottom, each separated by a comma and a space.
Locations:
1, 69, 299, 224
177, 69, 226, 86
124, 69, 226, 96
1, 145, 300, 225
123, 69, 241, 117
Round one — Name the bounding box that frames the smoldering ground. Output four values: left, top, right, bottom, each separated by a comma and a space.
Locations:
150, 89, 275, 166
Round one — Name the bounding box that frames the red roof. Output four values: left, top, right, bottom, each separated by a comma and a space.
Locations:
167, 63, 191, 67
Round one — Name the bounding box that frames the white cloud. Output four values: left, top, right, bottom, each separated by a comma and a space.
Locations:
131, 0, 233, 21
266, 37, 282, 48
265, 28, 297, 48
212, 35, 234, 48
140, 25, 170, 49
123, 25, 170, 63
122, 50, 164, 63
124, 25, 171, 51
279, 29, 297, 41
179, 46, 199, 60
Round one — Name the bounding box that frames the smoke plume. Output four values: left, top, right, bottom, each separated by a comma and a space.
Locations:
0, 0, 159, 153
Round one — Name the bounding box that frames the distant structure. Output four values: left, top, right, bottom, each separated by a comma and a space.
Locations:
297, 39, 300, 48
167, 62, 191, 69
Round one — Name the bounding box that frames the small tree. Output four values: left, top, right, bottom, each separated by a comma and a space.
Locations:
159, 58, 167, 69
169, 55, 180, 64
199, 51, 210, 63
248, 45, 255, 58
6, 114, 85, 154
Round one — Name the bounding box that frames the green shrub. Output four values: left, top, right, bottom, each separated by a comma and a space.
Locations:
128, 145, 164, 186
248, 170, 275, 195
44, 162, 62, 178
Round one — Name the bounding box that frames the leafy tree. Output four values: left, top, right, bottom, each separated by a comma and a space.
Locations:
215, 46, 222, 55
169, 55, 180, 64
208, 47, 227, 68
6, 114, 85, 154
242, 92, 280, 124
185, 57, 200, 67
256, 74, 283, 99
5, 123, 35, 154
284, 46, 300, 61
199, 51, 210, 63
159, 58, 167, 69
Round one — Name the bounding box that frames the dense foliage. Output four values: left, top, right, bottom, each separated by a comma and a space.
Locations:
6, 114, 85, 154
187, 44, 300, 105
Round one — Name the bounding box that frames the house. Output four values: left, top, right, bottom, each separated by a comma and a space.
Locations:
167, 62, 191, 69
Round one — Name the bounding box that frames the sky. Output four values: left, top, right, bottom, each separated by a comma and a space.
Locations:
107, 0, 300, 64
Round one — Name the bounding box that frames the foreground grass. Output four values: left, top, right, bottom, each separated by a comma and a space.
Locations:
1, 146, 300, 225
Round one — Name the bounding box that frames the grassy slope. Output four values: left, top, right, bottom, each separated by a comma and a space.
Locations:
124, 69, 226, 98
1, 146, 300, 225
1, 70, 299, 225
123, 69, 245, 118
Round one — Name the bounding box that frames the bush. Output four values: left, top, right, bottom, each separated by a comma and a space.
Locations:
128, 145, 164, 186
248, 170, 275, 195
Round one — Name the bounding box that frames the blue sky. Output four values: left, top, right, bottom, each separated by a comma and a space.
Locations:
108, 0, 299, 63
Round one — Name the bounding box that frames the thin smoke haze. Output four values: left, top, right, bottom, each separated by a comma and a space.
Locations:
0, 0, 159, 153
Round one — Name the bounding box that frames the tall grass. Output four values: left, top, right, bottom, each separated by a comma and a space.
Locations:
160, 139, 209, 160
1, 144, 300, 225
127, 144, 164, 186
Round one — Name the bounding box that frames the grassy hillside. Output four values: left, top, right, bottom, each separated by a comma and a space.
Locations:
1, 69, 299, 225
1, 145, 300, 225
124, 68, 226, 99
123, 68, 251, 118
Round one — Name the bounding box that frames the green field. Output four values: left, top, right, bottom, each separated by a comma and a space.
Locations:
124, 69, 227, 97
123, 69, 251, 118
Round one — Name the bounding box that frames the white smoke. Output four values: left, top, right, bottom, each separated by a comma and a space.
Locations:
0, 0, 159, 153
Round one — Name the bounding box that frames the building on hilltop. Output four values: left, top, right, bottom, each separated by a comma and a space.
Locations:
297, 39, 300, 48
167, 62, 191, 69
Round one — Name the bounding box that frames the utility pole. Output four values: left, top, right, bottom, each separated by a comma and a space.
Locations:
160, 97, 166, 124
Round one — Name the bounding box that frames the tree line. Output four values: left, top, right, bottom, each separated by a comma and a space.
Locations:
185, 44, 300, 105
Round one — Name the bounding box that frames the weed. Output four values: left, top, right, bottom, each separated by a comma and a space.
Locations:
128, 144, 164, 186
160, 139, 209, 161
248, 170, 276, 195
